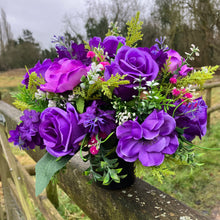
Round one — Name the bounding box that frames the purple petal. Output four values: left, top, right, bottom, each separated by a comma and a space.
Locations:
139, 150, 165, 166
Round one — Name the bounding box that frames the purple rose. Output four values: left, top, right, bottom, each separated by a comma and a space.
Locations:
166, 49, 193, 76
102, 36, 126, 58
40, 58, 88, 93
116, 110, 179, 166
39, 103, 85, 157
104, 46, 159, 100
169, 97, 207, 141
105, 46, 159, 82
22, 59, 52, 88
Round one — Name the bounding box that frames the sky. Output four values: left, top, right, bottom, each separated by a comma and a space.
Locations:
0, 0, 86, 49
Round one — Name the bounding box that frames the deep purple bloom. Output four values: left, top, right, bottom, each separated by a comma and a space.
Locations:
8, 110, 45, 150
102, 36, 126, 58
116, 110, 179, 166
169, 97, 207, 141
166, 49, 193, 76
40, 58, 88, 93
89, 35, 126, 58
39, 103, 85, 157
55, 38, 91, 66
79, 101, 116, 136
89, 37, 102, 49
104, 46, 159, 100
146, 45, 168, 70
22, 59, 52, 88
55, 45, 72, 59
71, 43, 91, 66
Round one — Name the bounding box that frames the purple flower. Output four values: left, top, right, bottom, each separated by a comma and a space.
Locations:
55, 45, 72, 59
71, 43, 91, 66
116, 110, 179, 166
169, 97, 207, 141
8, 110, 45, 150
102, 36, 126, 58
146, 45, 168, 70
166, 49, 193, 76
89, 37, 102, 49
40, 58, 88, 93
89, 35, 126, 58
39, 103, 85, 157
104, 45, 159, 100
22, 59, 52, 88
54, 37, 91, 66
79, 101, 116, 136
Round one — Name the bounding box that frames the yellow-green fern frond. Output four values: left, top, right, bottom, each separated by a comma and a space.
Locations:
177, 65, 219, 89
27, 71, 45, 98
126, 11, 143, 47
13, 100, 31, 111
83, 40, 91, 51
100, 73, 129, 99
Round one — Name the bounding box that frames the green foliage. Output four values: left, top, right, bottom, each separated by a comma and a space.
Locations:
27, 71, 45, 97
12, 71, 48, 112
35, 153, 72, 196
75, 96, 85, 113
177, 65, 219, 88
100, 73, 129, 99
105, 21, 121, 37
75, 73, 129, 100
12, 85, 48, 112
135, 159, 176, 184
13, 100, 31, 111
126, 11, 143, 47
84, 149, 127, 186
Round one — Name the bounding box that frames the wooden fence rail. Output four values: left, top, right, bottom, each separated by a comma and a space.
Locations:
0, 100, 209, 220
192, 81, 220, 129
0, 112, 63, 220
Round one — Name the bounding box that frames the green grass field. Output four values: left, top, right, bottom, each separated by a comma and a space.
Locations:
1, 69, 220, 219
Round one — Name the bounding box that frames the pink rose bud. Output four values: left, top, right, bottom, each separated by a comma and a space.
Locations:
169, 77, 177, 84
181, 88, 186, 94
172, 88, 180, 96
90, 146, 99, 155
184, 92, 193, 99
88, 136, 98, 145
87, 51, 96, 58
100, 61, 110, 71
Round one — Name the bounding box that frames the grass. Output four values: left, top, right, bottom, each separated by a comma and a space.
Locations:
143, 122, 220, 215
1, 69, 220, 219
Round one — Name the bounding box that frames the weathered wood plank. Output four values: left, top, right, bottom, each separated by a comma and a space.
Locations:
0, 123, 63, 220
0, 136, 25, 219
0, 125, 36, 219
0, 164, 35, 181
46, 181, 59, 209
14, 154, 64, 220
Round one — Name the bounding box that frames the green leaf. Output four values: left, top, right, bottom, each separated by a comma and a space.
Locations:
103, 173, 110, 185
35, 153, 72, 196
109, 169, 120, 183
116, 42, 124, 52
76, 96, 85, 113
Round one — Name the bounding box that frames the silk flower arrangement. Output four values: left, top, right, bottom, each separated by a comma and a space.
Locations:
8, 13, 219, 196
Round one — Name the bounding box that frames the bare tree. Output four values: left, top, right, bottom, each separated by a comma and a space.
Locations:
63, 0, 150, 41
0, 8, 13, 54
